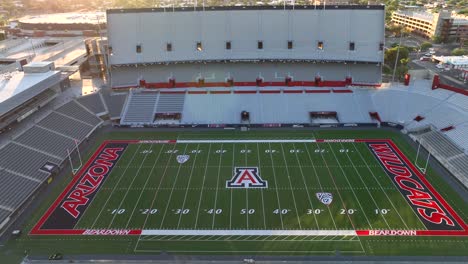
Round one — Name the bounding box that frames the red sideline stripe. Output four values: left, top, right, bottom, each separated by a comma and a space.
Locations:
416, 230, 468, 236
233, 82, 257, 86
30, 141, 110, 234
351, 83, 382, 88
305, 90, 331, 93
387, 140, 468, 230
210, 91, 231, 94
31, 229, 142, 236
234, 90, 257, 94
333, 89, 353, 93
188, 91, 208, 94
357, 230, 468, 236
259, 90, 281, 94
283, 90, 303, 94
160, 91, 186, 94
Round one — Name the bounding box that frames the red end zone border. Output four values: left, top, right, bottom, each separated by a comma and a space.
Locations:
30, 139, 468, 236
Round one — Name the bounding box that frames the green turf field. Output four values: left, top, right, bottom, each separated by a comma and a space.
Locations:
3, 129, 468, 262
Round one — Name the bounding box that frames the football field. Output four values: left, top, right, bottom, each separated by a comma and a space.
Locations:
30, 137, 468, 254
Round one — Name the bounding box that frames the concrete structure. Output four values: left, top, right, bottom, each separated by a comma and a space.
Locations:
392, 10, 468, 42
13, 12, 106, 37
107, 5, 385, 87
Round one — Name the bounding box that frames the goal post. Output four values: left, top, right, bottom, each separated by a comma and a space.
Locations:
67, 140, 83, 175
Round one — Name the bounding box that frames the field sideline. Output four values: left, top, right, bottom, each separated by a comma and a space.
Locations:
3, 129, 468, 261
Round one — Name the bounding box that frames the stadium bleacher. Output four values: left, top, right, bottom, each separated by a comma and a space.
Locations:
0, 98, 103, 226
0, 169, 40, 210
38, 112, 95, 140
0, 142, 61, 180
14, 125, 76, 159
156, 93, 186, 113
55, 100, 102, 126
76, 93, 107, 116
121, 91, 159, 125
101, 91, 127, 120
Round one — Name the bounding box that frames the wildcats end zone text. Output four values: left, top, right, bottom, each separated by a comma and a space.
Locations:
30, 139, 468, 237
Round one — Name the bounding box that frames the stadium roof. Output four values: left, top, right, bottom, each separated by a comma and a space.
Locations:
18, 12, 105, 25
0, 70, 60, 115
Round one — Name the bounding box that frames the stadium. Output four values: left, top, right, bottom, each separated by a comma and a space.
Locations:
0, 4, 467, 262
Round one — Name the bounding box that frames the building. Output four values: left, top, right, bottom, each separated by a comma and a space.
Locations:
107, 5, 385, 88
12, 12, 106, 37
0, 62, 62, 132
391, 10, 468, 42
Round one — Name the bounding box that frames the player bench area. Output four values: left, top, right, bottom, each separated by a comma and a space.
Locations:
30, 139, 468, 237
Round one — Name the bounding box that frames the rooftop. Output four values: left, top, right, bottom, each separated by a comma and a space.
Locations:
0, 70, 58, 105
18, 12, 105, 25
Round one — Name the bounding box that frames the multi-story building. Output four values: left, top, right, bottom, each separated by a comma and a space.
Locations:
392, 10, 468, 43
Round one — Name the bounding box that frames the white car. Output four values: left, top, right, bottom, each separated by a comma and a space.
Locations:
436, 64, 445, 69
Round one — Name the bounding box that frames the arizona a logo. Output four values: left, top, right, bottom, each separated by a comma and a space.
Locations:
316, 192, 333, 205
226, 167, 267, 188
176, 155, 190, 164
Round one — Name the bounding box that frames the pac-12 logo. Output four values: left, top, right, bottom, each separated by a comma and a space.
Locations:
226, 167, 267, 188
316, 192, 333, 205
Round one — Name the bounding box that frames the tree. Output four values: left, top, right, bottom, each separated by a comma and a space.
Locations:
432, 35, 443, 44
451, 48, 467, 56
384, 46, 410, 69
420, 42, 433, 51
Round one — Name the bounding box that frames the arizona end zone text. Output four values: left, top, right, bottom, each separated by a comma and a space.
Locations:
33, 142, 128, 231
30, 139, 467, 236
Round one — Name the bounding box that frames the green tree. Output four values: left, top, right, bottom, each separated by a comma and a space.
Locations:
420, 42, 433, 51
432, 35, 443, 44
451, 48, 467, 56
384, 46, 410, 69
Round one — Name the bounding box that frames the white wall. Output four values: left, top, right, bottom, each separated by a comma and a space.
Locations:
107, 7, 385, 65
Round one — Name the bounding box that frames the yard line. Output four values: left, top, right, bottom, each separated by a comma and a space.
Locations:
211, 143, 224, 229
311, 141, 360, 231
229, 144, 235, 229
244, 144, 249, 229
279, 143, 303, 229
137, 142, 179, 230
194, 144, 212, 228
302, 143, 338, 230
256, 143, 267, 229
159, 144, 190, 229
176, 144, 201, 229
124, 144, 166, 228
353, 143, 417, 230
267, 142, 284, 229
335, 142, 391, 229
291, 142, 320, 229
107, 143, 156, 228
90, 144, 143, 229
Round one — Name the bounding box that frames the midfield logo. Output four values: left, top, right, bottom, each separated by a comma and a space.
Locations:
316, 192, 333, 205
226, 167, 267, 188
176, 155, 190, 164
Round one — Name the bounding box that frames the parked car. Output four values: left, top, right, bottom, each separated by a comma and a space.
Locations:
436, 64, 445, 69
420, 56, 431, 61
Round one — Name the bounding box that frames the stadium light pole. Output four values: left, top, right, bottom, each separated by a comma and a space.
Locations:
391, 33, 403, 83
